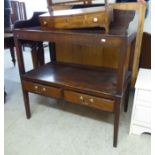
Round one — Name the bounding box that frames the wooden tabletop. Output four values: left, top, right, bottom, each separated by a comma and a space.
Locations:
13, 26, 136, 48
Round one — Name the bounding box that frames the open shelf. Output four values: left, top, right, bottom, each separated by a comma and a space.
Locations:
23, 62, 118, 97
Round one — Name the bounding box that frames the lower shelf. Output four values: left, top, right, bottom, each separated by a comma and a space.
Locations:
23, 62, 118, 98
21, 62, 130, 147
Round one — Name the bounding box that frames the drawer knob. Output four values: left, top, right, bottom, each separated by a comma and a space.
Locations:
42, 88, 46, 91
43, 21, 48, 25
89, 98, 94, 103
93, 17, 98, 23
34, 86, 38, 89
80, 96, 84, 101
101, 39, 106, 43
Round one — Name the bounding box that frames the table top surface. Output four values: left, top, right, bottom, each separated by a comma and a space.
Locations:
13, 26, 135, 37
13, 26, 136, 47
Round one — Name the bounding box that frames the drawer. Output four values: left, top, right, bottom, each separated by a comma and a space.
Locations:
54, 16, 84, 28
133, 105, 151, 126
64, 90, 114, 112
84, 13, 108, 27
40, 13, 109, 29
136, 89, 151, 103
135, 89, 151, 107
22, 81, 61, 99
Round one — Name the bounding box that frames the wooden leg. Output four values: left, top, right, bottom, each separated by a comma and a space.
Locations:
49, 42, 56, 62
22, 45, 25, 51
4, 89, 7, 103
124, 83, 131, 112
10, 47, 16, 66
37, 42, 45, 66
113, 98, 121, 147
31, 44, 38, 69
23, 90, 31, 119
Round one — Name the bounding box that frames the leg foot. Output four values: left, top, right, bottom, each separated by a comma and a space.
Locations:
124, 83, 131, 112
23, 90, 31, 119
113, 98, 121, 147
10, 47, 16, 66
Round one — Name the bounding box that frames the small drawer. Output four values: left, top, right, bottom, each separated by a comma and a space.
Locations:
85, 13, 107, 27
133, 105, 151, 126
136, 89, 151, 106
64, 90, 114, 112
22, 81, 61, 99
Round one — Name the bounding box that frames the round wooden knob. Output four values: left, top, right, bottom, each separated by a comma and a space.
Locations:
34, 86, 38, 89
43, 21, 48, 25
80, 96, 84, 100
89, 98, 94, 103
101, 39, 106, 43
93, 17, 98, 23
42, 88, 46, 91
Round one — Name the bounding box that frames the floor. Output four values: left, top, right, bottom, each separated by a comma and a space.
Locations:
4, 48, 151, 155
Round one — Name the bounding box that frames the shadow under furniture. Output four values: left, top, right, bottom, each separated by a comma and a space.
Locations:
13, 3, 146, 147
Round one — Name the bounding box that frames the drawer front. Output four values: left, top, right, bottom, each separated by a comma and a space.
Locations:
84, 13, 108, 27
40, 13, 109, 29
136, 89, 151, 105
133, 105, 151, 126
22, 81, 61, 99
55, 16, 84, 28
64, 90, 114, 112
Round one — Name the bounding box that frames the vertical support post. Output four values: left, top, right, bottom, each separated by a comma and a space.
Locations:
14, 35, 25, 75
114, 42, 127, 147
10, 47, 16, 66
14, 33, 31, 119
113, 97, 121, 147
47, 0, 52, 6
47, 0, 53, 13
117, 42, 127, 94
111, 3, 146, 88
23, 90, 31, 119
37, 42, 45, 66
31, 42, 38, 69
131, 4, 146, 87
124, 82, 131, 112
105, 0, 108, 7
49, 42, 56, 62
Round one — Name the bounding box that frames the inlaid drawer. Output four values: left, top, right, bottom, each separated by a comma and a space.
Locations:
55, 15, 85, 28
39, 10, 111, 33
85, 13, 107, 27
64, 90, 114, 112
22, 81, 61, 99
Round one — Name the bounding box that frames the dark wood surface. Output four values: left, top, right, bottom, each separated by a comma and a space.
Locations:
139, 32, 151, 69
23, 62, 118, 98
14, 25, 133, 147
